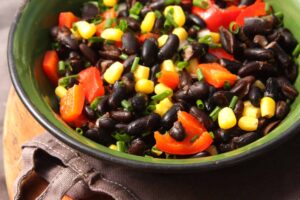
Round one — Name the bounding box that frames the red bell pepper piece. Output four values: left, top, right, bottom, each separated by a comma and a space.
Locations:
58, 12, 79, 29
42, 50, 59, 85
198, 63, 238, 88
138, 33, 159, 43
236, 1, 267, 26
96, 9, 117, 36
209, 48, 235, 61
157, 71, 180, 90
221, 6, 243, 29
177, 111, 207, 136
79, 67, 105, 103
60, 84, 85, 123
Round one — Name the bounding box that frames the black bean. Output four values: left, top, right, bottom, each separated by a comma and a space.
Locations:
243, 17, 273, 37
169, 122, 186, 142
126, 113, 161, 135
123, 55, 136, 73
238, 61, 277, 77
209, 91, 233, 107
97, 95, 109, 115
201, 53, 219, 63
99, 44, 121, 60
253, 35, 269, 47
182, 43, 207, 61
82, 2, 99, 20
57, 26, 79, 50
285, 63, 298, 83
265, 41, 292, 69
84, 128, 112, 145
152, 16, 165, 34
218, 143, 234, 153
188, 27, 198, 38
219, 26, 242, 56
281, 83, 298, 100
263, 121, 281, 135
158, 34, 180, 61
130, 93, 148, 113
189, 106, 214, 130
125, 17, 141, 32
264, 77, 280, 100
188, 81, 209, 99
219, 59, 242, 74
187, 14, 206, 29
248, 86, 263, 107
232, 132, 259, 148
278, 28, 298, 53
215, 0, 227, 8
68, 52, 84, 73
149, 0, 165, 10
161, 104, 182, 130
97, 59, 114, 74
179, 70, 192, 88
276, 101, 290, 120
190, 151, 210, 158
110, 110, 133, 123
243, 48, 274, 61
142, 39, 159, 67
174, 89, 191, 102
234, 100, 244, 118
108, 82, 128, 108
128, 138, 146, 156
95, 115, 116, 130
121, 73, 135, 93
150, 64, 160, 83
115, 123, 128, 132
214, 128, 231, 143
239, 0, 255, 6
122, 32, 139, 55
84, 105, 97, 120
79, 43, 98, 64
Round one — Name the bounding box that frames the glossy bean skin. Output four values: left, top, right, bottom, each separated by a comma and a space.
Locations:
121, 73, 135, 93
277, 28, 298, 53
239, 0, 255, 6
82, 2, 99, 20
122, 32, 140, 55
285, 63, 298, 83
84, 128, 113, 145
84, 105, 97, 120
96, 95, 109, 115
150, 64, 160, 83
264, 77, 280, 100
219, 59, 242, 74
276, 77, 299, 100
253, 35, 268, 47
243, 17, 273, 37
263, 120, 281, 135
158, 34, 180, 61
126, 113, 161, 135
266, 41, 292, 69
189, 106, 214, 130
234, 100, 244, 118
276, 101, 290, 119
130, 93, 149, 113
68, 51, 84, 73
149, 0, 165, 10
108, 82, 128, 108
182, 43, 207, 61
169, 122, 186, 141
231, 132, 259, 148
238, 61, 277, 78
209, 91, 233, 107
110, 110, 133, 123
186, 14, 206, 29
56, 26, 79, 50
128, 138, 146, 156
142, 39, 159, 67
188, 81, 210, 100
79, 43, 98, 64
214, 128, 231, 143
161, 104, 183, 130
99, 44, 122, 61
125, 17, 141, 32
123, 55, 136, 73
243, 48, 274, 61
95, 115, 116, 130
201, 53, 219, 63
179, 70, 192, 89
152, 17, 165, 34
248, 86, 263, 107
219, 26, 242, 56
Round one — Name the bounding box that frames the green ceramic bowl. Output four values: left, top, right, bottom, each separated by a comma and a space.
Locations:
7, 0, 300, 171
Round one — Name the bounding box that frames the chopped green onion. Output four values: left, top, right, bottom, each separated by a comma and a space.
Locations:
90, 97, 102, 111
151, 145, 163, 156
105, 18, 115, 29
116, 141, 126, 152
223, 81, 231, 90
193, 0, 210, 9
84, 61, 91, 68
52, 42, 60, 51
177, 61, 189, 71
146, 104, 156, 113
75, 128, 83, 135
229, 96, 238, 109
88, 37, 104, 44
58, 74, 79, 87
196, 99, 205, 109
274, 12, 284, 22
112, 133, 133, 143
208, 131, 215, 139
198, 35, 212, 44
190, 135, 200, 143
121, 99, 133, 111
164, 0, 181, 5
129, 14, 140, 20
90, 15, 102, 25
131, 57, 140, 72
293, 44, 300, 57
155, 72, 162, 78
209, 106, 221, 121
97, 0, 107, 12
119, 53, 129, 60
116, 19, 128, 32
229, 21, 240, 34
164, 8, 178, 28
129, 2, 143, 16
196, 68, 204, 81
58, 61, 66, 75
151, 90, 172, 101
154, 10, 162, 19
192, 25, 201, 31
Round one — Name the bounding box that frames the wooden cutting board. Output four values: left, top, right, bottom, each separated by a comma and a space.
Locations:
3, 89, 73, 200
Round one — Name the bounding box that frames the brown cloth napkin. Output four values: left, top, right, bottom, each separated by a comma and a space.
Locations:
14, 133, 300, 200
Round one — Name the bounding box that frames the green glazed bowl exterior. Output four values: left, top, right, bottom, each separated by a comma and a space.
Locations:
7, 0, 300, 171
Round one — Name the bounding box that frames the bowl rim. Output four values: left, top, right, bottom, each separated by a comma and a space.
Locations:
7, 0, 300, 172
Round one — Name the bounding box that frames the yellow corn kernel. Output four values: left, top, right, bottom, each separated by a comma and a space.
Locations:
109, 144, 117, 150
243, 101, 252, 108
254, 80, 266, 90
158, 35, 169, 48
161, 59, 176, 72
155, 98, 173, 116
154, 83, 172, 95
70, 28, 81, 39
186, 58, 199, 74
103, 0, 117, 7
75, 21, 96, 39
242, 106, 261, 118
218, 107, 237, 130
260, 97, 276, 118
134, 65, 150, 81
164, 6, 186, 27
101, 28, 124, 42
238, 116, 258, 131
141, 11, 156, 33
55, 86, 67, 99
104, 62, 124, 84
210, 32, 220, 43
135, 79, 154, 94
172, 27, 188, 42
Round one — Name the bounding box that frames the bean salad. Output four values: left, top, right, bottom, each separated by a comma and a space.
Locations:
43, 0, 300, 158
